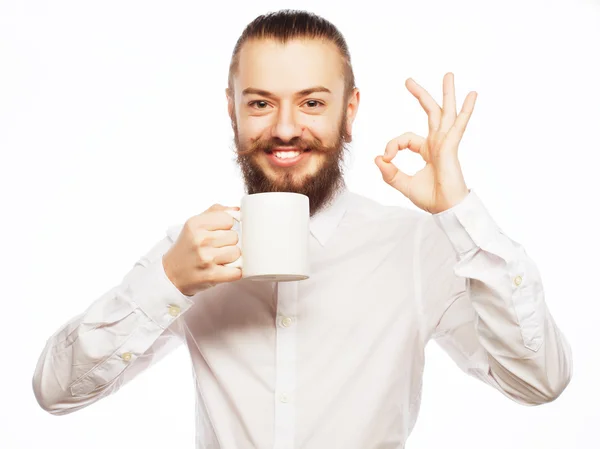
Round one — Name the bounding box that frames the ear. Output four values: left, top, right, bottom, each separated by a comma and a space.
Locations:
344, 88, 360, 142
226, 88, 235, 124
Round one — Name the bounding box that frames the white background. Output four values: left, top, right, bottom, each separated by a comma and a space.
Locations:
1, 0, 598, 448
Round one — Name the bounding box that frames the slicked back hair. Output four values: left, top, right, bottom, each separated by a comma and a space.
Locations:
227, 10, 356, 101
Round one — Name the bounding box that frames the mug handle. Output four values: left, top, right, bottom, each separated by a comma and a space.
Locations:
223, 209, 243, 269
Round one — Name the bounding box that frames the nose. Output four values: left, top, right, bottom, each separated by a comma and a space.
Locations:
270, 102, 303, 143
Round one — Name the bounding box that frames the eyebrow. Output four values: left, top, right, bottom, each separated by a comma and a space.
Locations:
241, 86, 332, 99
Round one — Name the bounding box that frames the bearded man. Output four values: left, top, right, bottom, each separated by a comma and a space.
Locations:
33, 9, 572, 449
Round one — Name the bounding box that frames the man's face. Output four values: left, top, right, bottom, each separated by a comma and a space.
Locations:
227, 38, 359, 215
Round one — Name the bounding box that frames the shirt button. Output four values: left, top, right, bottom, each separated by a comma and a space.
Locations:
168, 305, 181, 317
279, 393, 290, 403
514, 275, 523, 286
280, 316, 293, 328
121, 352, 132, 362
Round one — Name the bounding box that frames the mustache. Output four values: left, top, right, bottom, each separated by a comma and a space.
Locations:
236, 136, 333, 157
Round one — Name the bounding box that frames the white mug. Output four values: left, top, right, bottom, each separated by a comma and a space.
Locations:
224, 192, 310, 282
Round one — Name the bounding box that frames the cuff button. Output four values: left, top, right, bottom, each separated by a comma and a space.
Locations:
514, 275, 523, 286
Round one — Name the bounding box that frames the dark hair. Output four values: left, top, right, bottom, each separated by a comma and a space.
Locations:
228, 9, 356, 100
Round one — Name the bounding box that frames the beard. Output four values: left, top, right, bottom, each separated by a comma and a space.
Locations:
233, 114, 350, 216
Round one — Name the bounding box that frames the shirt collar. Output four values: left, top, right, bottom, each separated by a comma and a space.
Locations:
309, 186, 350, 247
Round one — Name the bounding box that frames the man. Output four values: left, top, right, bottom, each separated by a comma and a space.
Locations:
33, 9, 572, 449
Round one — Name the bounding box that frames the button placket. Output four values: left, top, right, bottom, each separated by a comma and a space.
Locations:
280, 316, 294, 328
273, 282, 298, 449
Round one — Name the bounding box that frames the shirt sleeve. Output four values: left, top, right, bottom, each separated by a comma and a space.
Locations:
32, 231, 200, 415
417, 189, 573, 405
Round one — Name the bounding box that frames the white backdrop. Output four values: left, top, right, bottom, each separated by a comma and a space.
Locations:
1, 0, 598, 448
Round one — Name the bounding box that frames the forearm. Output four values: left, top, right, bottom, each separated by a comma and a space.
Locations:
32, 241, 195, 414
432, 190, 572, 405
454, 270, 572, 405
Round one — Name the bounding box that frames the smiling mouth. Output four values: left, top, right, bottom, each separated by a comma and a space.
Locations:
265, 148, 312, 167
268, 148, 310, 158
265, 147, 311, 155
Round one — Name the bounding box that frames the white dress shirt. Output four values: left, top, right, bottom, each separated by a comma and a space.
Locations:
32, 188, 572, 449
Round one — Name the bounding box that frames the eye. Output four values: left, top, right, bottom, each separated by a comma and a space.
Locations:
304, 100, 324, 108
248, 100, 270, 109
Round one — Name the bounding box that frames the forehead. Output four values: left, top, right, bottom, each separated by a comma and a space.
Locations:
234, 38, 345, 95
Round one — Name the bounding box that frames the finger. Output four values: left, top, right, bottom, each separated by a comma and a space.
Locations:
374, 155, 412, 197
382, 132, 425, 163
205, 265, 243, 284
445, 91, 477, 150
212, 245, 242, 266
204, 230, 239, 248
192, 210, 237, 231
440, 72, 457, 132
405, 78, 441, 132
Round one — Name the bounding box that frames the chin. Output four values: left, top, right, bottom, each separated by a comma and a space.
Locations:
267, 172, 308, 188
274, 167, 320, 185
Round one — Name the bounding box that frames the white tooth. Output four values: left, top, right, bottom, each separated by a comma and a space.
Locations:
274, 151, 301, 159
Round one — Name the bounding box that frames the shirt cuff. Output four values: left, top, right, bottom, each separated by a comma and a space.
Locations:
124, 257, 195, 329
432, 189, 501, 256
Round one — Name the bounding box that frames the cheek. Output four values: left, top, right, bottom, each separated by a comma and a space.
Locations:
306, 118, 339, 143
237, 126, 258, 143
236, 115, 269, 140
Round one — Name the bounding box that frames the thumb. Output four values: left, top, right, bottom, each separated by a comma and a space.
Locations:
374, 155, 411, 197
